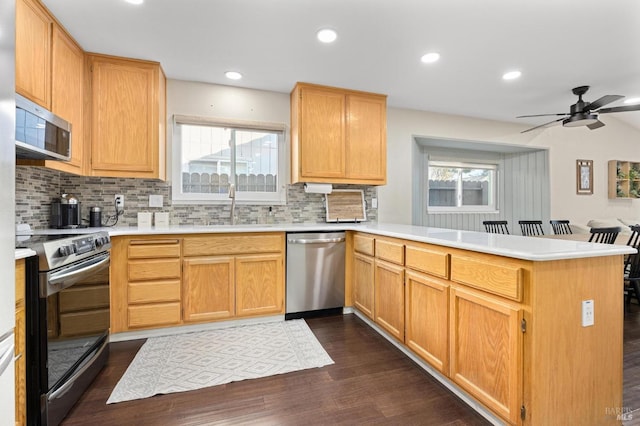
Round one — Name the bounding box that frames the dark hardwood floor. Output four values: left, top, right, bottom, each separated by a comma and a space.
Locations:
61, 314, 490, 425
59, 306, 640, 425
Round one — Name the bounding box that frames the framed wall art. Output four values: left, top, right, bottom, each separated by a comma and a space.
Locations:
577, 159, 593, 195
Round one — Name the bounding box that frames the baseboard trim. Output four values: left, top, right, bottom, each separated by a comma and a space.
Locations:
109, 315, 285, 342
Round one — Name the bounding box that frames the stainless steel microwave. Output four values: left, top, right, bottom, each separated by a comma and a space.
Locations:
15, 94, 71, 161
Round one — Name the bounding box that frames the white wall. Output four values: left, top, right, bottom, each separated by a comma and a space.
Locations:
380, 107, 640, 225
166, 79, 640, 227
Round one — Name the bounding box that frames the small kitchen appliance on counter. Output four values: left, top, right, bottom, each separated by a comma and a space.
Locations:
50, 193, 82, 228
89, 206, 102, 227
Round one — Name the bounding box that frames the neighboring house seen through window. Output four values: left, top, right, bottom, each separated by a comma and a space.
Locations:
172, 116, 286, 204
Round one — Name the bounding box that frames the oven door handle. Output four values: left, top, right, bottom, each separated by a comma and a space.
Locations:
47, 254, 110, 290
49, 341, 107, 401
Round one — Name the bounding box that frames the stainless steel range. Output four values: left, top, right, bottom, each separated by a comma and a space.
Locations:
17, 232, 111, 426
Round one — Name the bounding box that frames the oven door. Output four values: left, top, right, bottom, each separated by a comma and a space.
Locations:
39, 252, 110, 426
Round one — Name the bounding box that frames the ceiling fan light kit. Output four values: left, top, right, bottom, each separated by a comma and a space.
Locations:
518, 86, 640, 133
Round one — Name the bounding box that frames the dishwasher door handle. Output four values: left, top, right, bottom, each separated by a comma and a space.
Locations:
287, 237, 346, 244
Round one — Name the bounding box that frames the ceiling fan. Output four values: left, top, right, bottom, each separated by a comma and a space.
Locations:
517, 86, 640, 133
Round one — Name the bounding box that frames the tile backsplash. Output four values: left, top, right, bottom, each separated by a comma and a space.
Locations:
16, 166, 377, 229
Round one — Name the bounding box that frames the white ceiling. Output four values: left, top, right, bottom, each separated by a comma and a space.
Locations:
42, 0, 640, 130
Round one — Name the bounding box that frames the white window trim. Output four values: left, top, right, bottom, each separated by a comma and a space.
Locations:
427, 160, 498, 214
171, 115, 288, 205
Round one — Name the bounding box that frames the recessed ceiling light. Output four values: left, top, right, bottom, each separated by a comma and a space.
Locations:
225, 71, 242, 80
317, 29, 337, 43
624, 97, 640, 105
124, 0, 144, 4
420, 52, 440, 64
502, 70, 522, 80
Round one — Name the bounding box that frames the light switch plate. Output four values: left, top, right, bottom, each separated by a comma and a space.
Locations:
582, 299, 594, 327
149, 194, 163, 208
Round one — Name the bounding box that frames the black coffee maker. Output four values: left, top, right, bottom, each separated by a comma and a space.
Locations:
51, 193, 82, 228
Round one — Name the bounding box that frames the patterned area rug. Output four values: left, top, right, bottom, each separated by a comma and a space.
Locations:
107, 320, 333, 404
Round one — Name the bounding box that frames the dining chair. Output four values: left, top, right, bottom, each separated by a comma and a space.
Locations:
588, 226, 621, 244
483, 220, 509, 234
623, 225, 640, 274
624, 235, 640, 311
550, 220, 572, 235
519, 220, 544, 236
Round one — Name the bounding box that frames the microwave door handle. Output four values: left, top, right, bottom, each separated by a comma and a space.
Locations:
47, 255, 109, 291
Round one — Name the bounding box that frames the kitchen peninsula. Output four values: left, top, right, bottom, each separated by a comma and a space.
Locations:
34, 222, 630, 426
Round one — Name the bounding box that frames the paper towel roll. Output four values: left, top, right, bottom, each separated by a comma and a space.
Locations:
304, 183, 333, 194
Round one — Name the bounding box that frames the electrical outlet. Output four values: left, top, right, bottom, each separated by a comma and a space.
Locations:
372, 198, 378, 209
582, 299, 594, 327
115, 194, 124, 211
149, 194, 163, 208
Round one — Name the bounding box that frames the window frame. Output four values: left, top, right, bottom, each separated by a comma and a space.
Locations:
171, 115, 288, 205
426, 160, 498, 213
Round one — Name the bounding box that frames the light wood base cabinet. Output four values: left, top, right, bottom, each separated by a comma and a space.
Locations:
450, 285, 523, 425
353, 252, 375, 319
110, 233, 285, 334
405, 270, 449, 374
349, 231, 623, 425
374, 259, 404, 342
15, 259, 26, 426
182, 256, 235, 322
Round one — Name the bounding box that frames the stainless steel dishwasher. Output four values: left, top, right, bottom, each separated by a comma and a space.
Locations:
285, 232, 345, 319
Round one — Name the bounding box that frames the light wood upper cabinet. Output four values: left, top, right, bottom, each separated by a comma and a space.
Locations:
16, 0, 52, 108
87, 54, 166, 179
48, 25, 85, 175
291, 82, 387, 185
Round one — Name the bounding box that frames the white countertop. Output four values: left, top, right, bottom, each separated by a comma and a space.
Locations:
15, 248, 36, 260
18, 222, 635, 262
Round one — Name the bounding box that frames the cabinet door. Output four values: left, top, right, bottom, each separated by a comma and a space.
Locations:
16, 0, 52, 108
235, 254, 284, 317
346, 94, 386, 183
353, 252, 375, 319
298, 86, 346, 179
405, 270, 449, 374
49, 25, 84, 174
374, 259, 405, 341
182, 257, 235, 322
89, 56, 163, 178
450, 286, 523, 425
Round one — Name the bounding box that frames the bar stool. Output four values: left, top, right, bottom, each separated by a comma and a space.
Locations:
483, 220, 509, 234
588, 226, 621, 244
519, 220, 544, 236
550, 220, 572, 235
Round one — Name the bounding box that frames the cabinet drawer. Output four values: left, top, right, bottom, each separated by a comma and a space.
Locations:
128, 280, 181, 304
59, 308, 109, 337
354, 234, 375, 256
405, 245, 450, 279
59, 285, 109, 312
375, 239, 404, 265
128, 258, 181, 281
183, 234, 283, 256
450, 255, 523, 302
128, 240, 180, 258
128, 302, 181, 328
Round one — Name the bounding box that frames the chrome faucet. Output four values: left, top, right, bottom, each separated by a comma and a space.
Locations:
228, 183, 237, 225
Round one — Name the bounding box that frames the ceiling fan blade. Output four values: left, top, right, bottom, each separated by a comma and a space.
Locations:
521, 117, 565, 133
598, 104, 640, 114
587, 95, 624, 111
517, 113, 567, 118
587, 120, 605, 130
